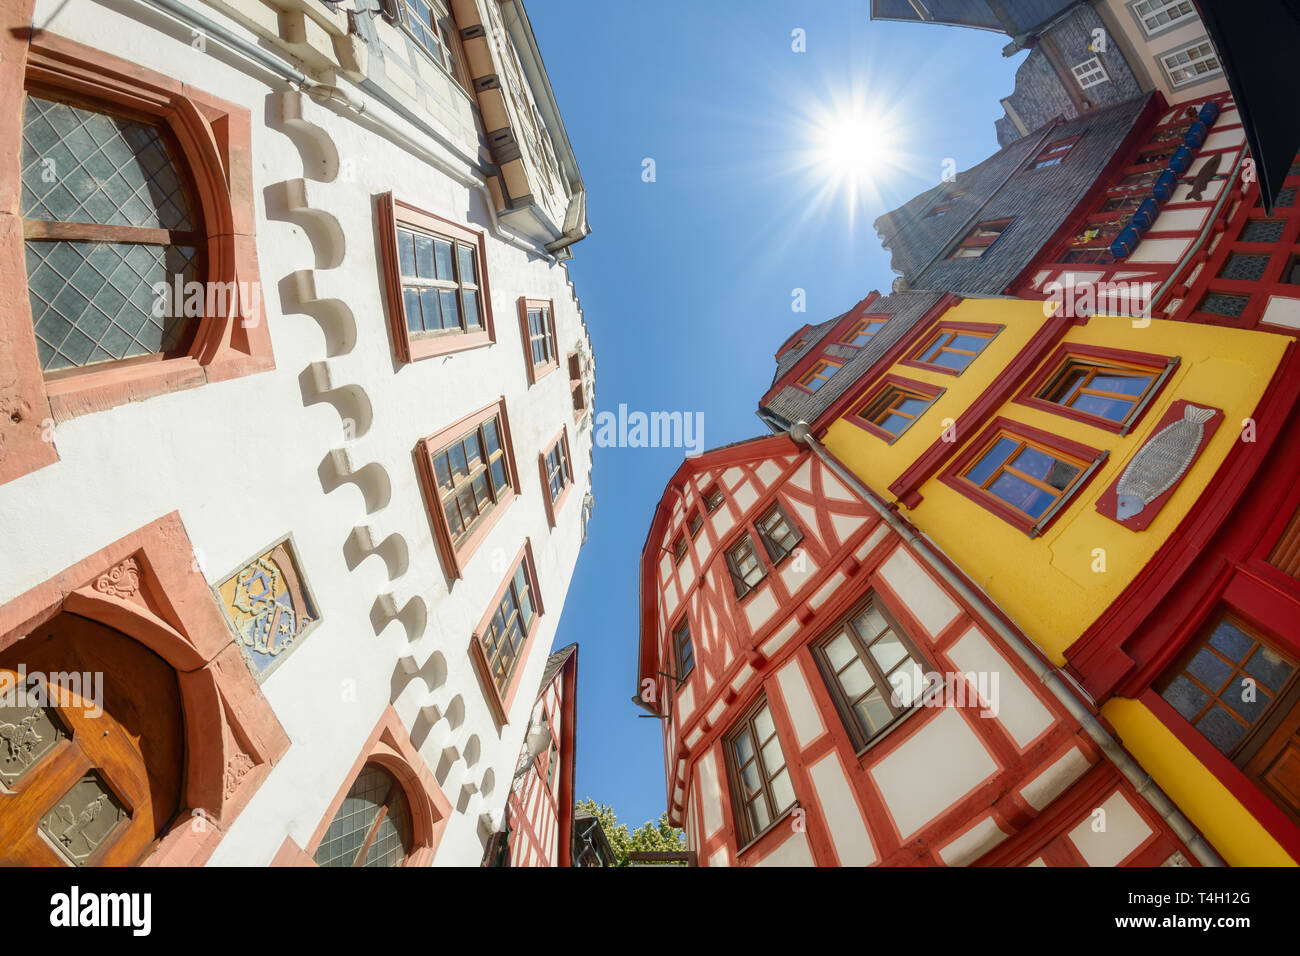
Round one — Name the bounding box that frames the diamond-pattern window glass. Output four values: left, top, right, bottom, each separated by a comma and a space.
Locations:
20, 95, 203, 373
1240, 219, 1287, 244
1261, 187, 1297, 209
26, 240, 196, 371
1219, 253, 1271, 282
22, 96, 194, 230
1199, 292, 1250, 317
314, 763, 413, 867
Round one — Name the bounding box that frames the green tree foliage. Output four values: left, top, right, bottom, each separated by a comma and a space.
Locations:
576, 798, 686, 866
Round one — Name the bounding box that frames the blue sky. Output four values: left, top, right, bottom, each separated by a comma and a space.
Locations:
530, 1, 1027, 829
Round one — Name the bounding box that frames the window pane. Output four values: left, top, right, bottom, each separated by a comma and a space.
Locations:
439, 289, 460, 329
824, 631, 857, 670
733, 733, 754, 766
433, 238, 455, 280
739, 760, 761, 796
403, 289, 422, 332
1185, 648, 1233, 694
419, 289, 440, 330
433, 454, 452, 490
967, 437, 1018, 486
490, 459, 508, 493
746, 796, 771, 834
1222, 681, 1271, 724
769, 769, 795, 813
414, 234, 435, 278
1194, 705, 1247, 754
854, 689, 893, 736
760, 738, 784, 777
753, 706, 775, 742
870, 633, 908, 673
1244, 646, 1294, 690
888, 660, 926, 707
398, 229, 416, 277
1208, 621, 1253, 662
1162, 674, 1209, 721
838, 659, 874, 700
989, 472, 1054, 519
854, 604, 889, 638
462, 289, 481, 328
1091, 372, 1151, 396
458, 244, 476, 283
1074, 393, 1134, 421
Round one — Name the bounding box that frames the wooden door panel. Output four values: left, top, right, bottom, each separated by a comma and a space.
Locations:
0, 612, 184, 866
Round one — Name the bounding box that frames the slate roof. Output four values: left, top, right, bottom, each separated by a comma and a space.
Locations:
761, 290, 947, 428
535, 643, 576, 701
869, 0, 1075, 37
873, 93, 1153, 296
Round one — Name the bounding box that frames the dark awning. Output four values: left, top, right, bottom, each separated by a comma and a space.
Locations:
1195, 0, 1300, 214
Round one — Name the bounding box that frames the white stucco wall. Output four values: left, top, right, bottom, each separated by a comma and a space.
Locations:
5, 0, 594, 866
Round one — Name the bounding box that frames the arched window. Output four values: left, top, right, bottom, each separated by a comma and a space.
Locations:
0, 32, 272, 487
21, 93, 203, 372
313, 763, 414, 867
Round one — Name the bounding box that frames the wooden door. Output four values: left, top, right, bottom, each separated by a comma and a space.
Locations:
1243, 680, 1300, 826
0, 612, 184, 866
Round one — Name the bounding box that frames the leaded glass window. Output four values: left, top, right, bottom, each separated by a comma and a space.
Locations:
1159, 617, 1297, 758
1219, 253, 1270, 282
1240, 219, 1287, 244
1198, 292, 1249, 317
21, 95, 200, 372
314, 763, 413, 867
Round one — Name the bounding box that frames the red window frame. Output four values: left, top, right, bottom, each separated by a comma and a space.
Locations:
1013, 343, 1178, 435
0, 30, 272, 487
847, 373, 945, 444
1032, 136, 1080, 169
939, 417, 1108, 537
899, 321, 1002, 377
468, 539, 545, 725
947, 218, 1013, 259
518, 297, 559, 384
537, 426, 573, 528
413, 398, 520, 580
376, 192, 494, 363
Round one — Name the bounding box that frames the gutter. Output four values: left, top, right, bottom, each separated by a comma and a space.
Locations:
132, 0, 555, 261
784, 418, 1225, 868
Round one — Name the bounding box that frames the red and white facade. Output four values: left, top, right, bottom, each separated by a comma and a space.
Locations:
636, 435, 1197, 866
500, 645, 577, 867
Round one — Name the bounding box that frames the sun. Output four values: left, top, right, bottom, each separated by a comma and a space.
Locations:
813, 107, 903, 187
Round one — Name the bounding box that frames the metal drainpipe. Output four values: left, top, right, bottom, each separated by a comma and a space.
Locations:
132, 0, 553, 260
787, 420, 1225, 867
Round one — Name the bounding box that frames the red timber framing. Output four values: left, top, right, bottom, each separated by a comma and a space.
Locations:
1063, 340, 1300, 860
501, 646, 577, 867
635, 435, 1197, 866
0, 16, 273, 487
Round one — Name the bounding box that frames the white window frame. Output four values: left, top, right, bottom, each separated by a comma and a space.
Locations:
1130, 0, 1198, 36
1160, 40, 1223, 89
1072, 57, 1110, 90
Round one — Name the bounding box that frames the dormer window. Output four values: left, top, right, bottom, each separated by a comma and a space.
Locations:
948, 219, 1013, 259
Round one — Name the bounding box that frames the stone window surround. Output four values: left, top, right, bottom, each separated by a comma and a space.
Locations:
0, 21, 272, 488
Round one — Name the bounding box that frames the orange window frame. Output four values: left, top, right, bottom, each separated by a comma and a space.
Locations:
1014, 344, 1177, 435
901, 322, 1001, 376
841, 316, 887, 347
797, 358, 842, 393
850, 374, 944, 443
940, 418, 1107, 537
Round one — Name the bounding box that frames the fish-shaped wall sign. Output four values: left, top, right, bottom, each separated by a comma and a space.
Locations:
1096, 401, 1223, 531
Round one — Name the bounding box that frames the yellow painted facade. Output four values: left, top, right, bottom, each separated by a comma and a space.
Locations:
822, 296, 1296, 865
